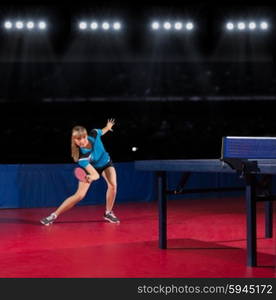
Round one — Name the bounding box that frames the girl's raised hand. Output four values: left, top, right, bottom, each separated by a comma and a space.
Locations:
106, 118, 115, 131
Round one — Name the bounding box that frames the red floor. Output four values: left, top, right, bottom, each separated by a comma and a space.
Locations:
0, 197, 275, 278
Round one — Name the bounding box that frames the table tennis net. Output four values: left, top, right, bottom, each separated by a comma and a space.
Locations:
221, 136, 276, 159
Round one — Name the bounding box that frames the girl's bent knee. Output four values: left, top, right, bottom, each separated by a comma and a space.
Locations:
108, 184, 117, 191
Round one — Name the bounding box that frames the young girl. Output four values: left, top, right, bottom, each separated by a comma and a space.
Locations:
40, 118, 120, 225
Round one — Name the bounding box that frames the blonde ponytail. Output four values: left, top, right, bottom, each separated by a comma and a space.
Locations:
71, 126, 88, 162
71, 139, 79, 162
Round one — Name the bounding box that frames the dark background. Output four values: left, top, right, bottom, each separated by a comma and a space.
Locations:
0, 1, 275, 163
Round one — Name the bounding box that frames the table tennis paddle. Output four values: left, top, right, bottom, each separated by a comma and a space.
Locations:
74, 167, 89, 183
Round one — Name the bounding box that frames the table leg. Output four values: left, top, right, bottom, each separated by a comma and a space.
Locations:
245, 175, 257, 267
265, 201, 273, 238
259, 174, 273, 238
157, 171, 167, 249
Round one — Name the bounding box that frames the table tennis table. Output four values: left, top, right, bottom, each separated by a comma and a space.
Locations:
135, 136, 275, 267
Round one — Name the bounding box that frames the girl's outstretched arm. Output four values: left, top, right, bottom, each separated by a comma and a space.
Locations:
102, 118, 115, 135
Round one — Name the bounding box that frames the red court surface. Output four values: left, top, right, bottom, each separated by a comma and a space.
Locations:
0, 197, 275, 278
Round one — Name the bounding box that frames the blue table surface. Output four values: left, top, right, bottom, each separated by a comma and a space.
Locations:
135, 159, 276, 174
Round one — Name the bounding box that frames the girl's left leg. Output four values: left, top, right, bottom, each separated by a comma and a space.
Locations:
102, 166, 119, 223
102, 166, 117, 212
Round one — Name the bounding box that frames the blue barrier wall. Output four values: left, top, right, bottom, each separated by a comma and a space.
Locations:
0, 162, 247, 209
0, 163, 155, 208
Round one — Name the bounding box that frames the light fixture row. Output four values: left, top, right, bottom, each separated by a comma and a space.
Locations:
2, 19, 270, 33
151, 21, 194, 31
4, 20, 47, 30
78, 21, 122, 31
225, 21, 269, 31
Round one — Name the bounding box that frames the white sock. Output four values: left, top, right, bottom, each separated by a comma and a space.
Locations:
105, 210, 111, 215
51, 213, 57, 219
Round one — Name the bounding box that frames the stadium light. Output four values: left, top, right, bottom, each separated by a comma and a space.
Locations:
26, 21, 35, 30
15, 21, 24, 29
163, 22, 172, 30
38, 21, 46, 30
113, 22, 121, 30
102, 22, 110, 30
237, 22, 246, 30
226, 22, 234, 30
248, 21, 256, 30
174, 22, 183, 30
260, 21, 268, 30
151, 21, 160, 30
186, 22, 194, 30
79, 21, 87, 30
4, 21, 13, 29
90, 22, 98, 30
